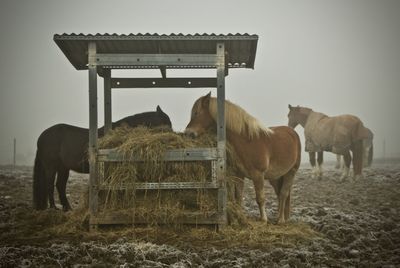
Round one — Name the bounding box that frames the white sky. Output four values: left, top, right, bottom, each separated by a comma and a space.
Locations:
1, 0, 399, 165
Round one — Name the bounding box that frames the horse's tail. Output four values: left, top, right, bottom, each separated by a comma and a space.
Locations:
352, 139, 364, 176
353, 120, 369, 141
294, 129, 302, 169
33, 151, 47, 210
368, 143, 373, 167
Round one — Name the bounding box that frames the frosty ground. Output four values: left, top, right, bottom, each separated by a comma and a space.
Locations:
0, 160, 399, 267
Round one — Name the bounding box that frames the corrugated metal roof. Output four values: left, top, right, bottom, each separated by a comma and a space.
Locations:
53, 33, 258, 70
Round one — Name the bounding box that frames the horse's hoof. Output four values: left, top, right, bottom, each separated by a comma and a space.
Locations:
50, 206, 59, 210
63, 206, 72, 212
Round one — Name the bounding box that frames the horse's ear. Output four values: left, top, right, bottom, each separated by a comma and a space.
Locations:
202, 91, 211, 106
288, 104, 293, 110
156, 105, 162, 113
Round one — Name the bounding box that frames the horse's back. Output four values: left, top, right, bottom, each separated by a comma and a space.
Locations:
38, 124, 87, 148
114, 109, 172, 129
266, 126, 301, 178
37, 124, 89, 172
269, 126, 301, 159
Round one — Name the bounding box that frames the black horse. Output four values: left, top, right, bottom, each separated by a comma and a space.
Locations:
33, 105, 172, 211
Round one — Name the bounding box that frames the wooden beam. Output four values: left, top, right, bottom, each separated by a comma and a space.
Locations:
216, 42, 227, 226
96, 53, 221, 67
103, 69, 112, 134
98, 148, 218, 162
88, 42, 99, 230
111, 78, 217, 88
98, 181, 218, 190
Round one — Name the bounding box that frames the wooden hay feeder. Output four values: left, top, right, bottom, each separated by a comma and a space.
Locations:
53, 33, 258, 230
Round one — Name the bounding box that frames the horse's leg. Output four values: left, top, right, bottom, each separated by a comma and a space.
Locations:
352, 140, 364, 180
284, 190, 291, 221
56, 167, 72, 211
268, 177, 282, 198
251, 172, 268, 222
316, 152, 323, 180
341, 151, 351, 181
269, 178, 282, 220
277, 169, 296, 224
234, 178, 245, 206
45, 168, 57, 209
362, 141, 368, 167
269, 177, 289, 222
309, 152, 318, 179
335, 154, 341, 169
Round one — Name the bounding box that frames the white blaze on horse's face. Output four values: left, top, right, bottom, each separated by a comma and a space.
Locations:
185, 95, 214, 138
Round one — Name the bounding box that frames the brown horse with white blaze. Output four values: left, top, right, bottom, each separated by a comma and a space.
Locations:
185, 93, 301, 224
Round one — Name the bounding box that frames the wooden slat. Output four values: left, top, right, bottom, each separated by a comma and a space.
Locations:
97, 148, 218, 162
96, 53, 221, 67
111, 77, 217, 88
216, 42, 228, 226
99, 181, 218, 190
103, 69, 112, 134
88, 42, 99, 221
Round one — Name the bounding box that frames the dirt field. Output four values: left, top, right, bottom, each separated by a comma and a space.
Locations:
1, 160, 399, 267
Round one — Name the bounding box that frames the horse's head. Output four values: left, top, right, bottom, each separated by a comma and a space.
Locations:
154, 105, 172, 129
287, 105, 311, 128
185, 92, 215, 138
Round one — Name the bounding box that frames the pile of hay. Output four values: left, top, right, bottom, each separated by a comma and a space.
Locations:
97, 125, 243, 225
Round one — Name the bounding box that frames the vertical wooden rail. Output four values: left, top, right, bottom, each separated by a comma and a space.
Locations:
102, 69, 112, 199
88, 42, 98, 230
103, 69, 112, 135
13, 138, 16, 173
216, 42, 227, 226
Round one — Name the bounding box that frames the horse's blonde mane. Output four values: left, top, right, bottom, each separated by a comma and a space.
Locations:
208, 97, 273, 139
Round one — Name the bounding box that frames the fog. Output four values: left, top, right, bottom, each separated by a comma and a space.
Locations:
0, 0, 399, 165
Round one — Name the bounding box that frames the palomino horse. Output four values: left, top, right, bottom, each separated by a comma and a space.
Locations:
287, 105, 369, 180
185, 93, 301, 224
33, 106, 172, 211
336, 127, 374, 169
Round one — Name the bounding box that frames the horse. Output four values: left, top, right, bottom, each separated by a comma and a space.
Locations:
287, 105, 369, 181
33, 105, 172, 211
185, 92, 301, 224
336, 127, 374, 169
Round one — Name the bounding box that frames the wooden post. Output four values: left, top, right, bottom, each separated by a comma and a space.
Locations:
383, 139, 386, 164
216, 42, 227, 226
103, 69, 112, 135
88, 42, 98, 230
13, 138, 16, 173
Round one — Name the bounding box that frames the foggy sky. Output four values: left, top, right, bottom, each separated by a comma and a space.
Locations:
1, 0, 399, 165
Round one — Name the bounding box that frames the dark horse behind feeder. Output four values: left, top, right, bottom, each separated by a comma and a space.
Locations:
33, 105, 172, 211
287, 105, 369, 181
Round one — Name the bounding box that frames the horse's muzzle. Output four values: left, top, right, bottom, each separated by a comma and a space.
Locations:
184, 128, 198, 138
